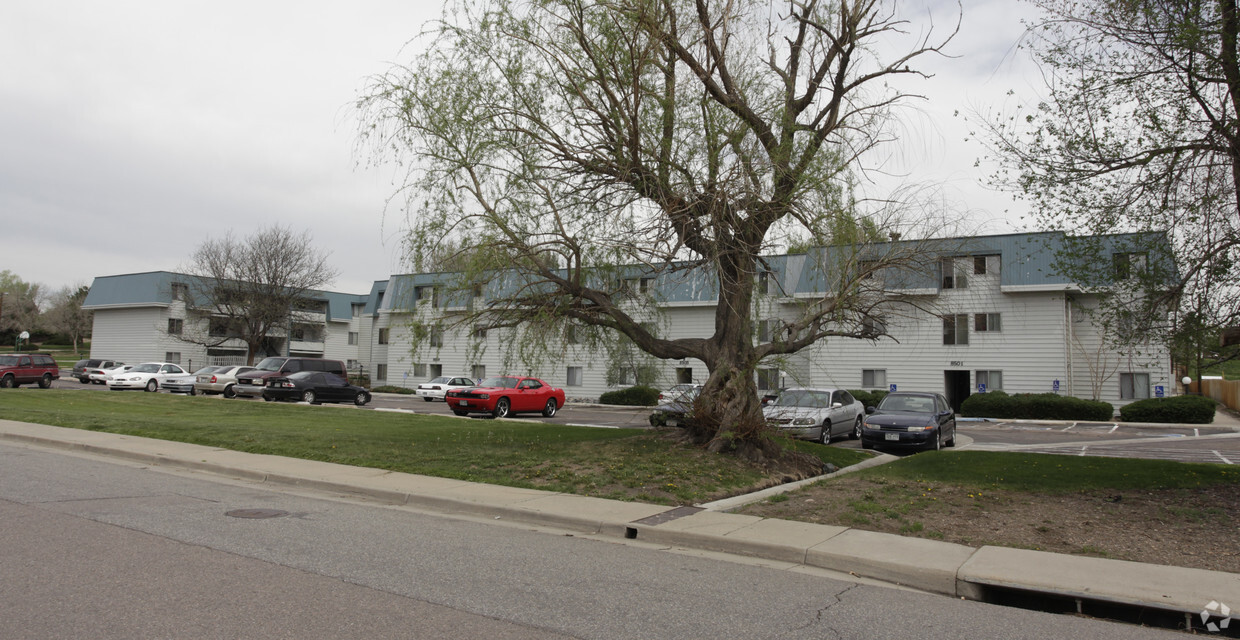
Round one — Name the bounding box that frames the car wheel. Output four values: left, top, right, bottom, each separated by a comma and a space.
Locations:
223, 384, 236, 399
0, 375, 15, 389
945, 424, 956, 447
354, 392, 369, 406
542, 398, 558, 417
492, 397, 510, 419
818, 420, 832, 444
144, 379, 157, 392
929, 430, 941, 452
452, 410, 469, 417
303, 390, 317, 404
850, 417, 862, 440
263, 396, 274, 402
189, 387, 198, 396
38, 374, 52, 389
422, 397, 434, 402
78, 377, 89, 384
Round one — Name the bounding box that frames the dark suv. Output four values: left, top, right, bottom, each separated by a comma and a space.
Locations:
0, 353, 61, 388
233, 357, 347, 398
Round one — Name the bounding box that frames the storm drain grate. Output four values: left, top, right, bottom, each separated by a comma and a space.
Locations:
225, 508, 289, 519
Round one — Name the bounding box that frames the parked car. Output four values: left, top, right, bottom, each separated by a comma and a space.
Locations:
234, 357, 347, 398
261, 371, 371, 406
194, 365, 256, 398
657, 383, 699, 402
415, 376, 476, 402
0, 353, 60, 388
445, 376, 565, 418
72, 358, 123, 383
106, 362, 191, 392
860, 391, 957, 451
648, 384, 703, 427
162, 367, 217, 394
88, 363, 133, 384
763, 388, 864, 444
760, 388, 785, 406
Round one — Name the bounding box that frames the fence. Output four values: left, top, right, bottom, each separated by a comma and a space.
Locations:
1194, 379, 1240, 412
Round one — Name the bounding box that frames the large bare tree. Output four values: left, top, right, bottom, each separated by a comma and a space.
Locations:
175, 225, 338, 365
358, 0, 956, 452
42, 284, 92, 355
980, 0, 1240, 366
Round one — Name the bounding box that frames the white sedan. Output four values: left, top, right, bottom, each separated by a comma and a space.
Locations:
415, 376, 477, 401
107, 362, 191, 392
88, 363, 132, 384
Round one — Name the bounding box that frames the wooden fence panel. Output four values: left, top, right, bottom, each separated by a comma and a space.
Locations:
1198, 380, 1240, 411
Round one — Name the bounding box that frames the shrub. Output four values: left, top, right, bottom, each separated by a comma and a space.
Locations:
599, 385, 661, 406
1119, 395, 1216, 424
848, 389, 888, 408
960, 391, 1113, 421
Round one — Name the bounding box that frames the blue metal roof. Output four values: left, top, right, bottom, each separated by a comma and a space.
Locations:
83, 271, 369, 319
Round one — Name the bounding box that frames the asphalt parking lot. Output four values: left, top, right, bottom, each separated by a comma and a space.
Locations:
46, 377, 1240, 464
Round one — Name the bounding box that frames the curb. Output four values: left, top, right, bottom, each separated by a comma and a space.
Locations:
2, 420, 1237, 622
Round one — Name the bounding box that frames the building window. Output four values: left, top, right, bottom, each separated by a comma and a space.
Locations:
757, 320, 771, 343
756, 368, 779, 391
757, 270, 772, 294
1114, 252, 1148, 280
943, 314, 969, 345
171, 282, 188, 301
378, 328, 390, 345
973, 255, 1000, 275
862, 317, 886, 337
472, 325, 487, 340
862, 369, 886, 388
430, 326, 444, 348
352, 303, 364, 318
430, 363, 443, 378
675, 367, 693, 384
348, 331, 358, 345
975, 370, 1003, 392
376, 364, 388, 381
472, 364, 486, 380
413, 363, 427, 378
941, 258, 967, 289
347, 359, 359, 370
616, 367, 635, 385
1120, 372, 1150, 399
566, 325, 579, 345
415, 285, 440, 308
165, 352, 181, 365
167, 318, 183, 335
974, 313, 1001, 332
567, 366, 583, 386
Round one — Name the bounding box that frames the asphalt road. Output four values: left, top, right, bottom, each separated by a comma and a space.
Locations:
0, 441, 1180, 639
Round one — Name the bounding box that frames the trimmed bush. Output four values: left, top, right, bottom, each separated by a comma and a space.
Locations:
1119, 395, 1216, 424
961, 391, 1114, 421
599, 385, 661, 406
848, 389, 888, 408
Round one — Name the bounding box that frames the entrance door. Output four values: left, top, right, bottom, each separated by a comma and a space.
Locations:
943, 370, 970, 413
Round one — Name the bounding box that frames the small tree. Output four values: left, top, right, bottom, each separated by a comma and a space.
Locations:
175, 226, 338, 365
43, 285, 93, 355
0, 270, 42, 347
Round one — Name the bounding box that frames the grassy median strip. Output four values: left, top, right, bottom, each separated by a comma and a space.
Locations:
1, 390, 870, 505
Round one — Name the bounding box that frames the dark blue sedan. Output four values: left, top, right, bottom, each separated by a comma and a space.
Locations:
860, 391, 956, 451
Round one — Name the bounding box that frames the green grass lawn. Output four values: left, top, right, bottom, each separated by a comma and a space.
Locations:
0, 390, 872, 505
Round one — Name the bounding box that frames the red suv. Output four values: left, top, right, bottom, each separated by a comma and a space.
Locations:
0, 353, 61, 388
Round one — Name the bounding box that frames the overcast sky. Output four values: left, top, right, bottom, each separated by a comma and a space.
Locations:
3, 1, 1042, 298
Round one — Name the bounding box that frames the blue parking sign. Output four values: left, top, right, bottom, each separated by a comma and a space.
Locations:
1052, 379, 1060, 392
1155, 385, 1164, 397
978, 383, 987, 393
889, 383, 897, 392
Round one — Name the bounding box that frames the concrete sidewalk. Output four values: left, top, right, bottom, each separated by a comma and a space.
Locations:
2, 419, 1236, 627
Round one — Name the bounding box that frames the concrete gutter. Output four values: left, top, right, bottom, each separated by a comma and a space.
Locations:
2, 420, 1237, 622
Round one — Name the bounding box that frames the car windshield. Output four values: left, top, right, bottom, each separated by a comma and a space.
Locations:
671, 386, 702, 402
878, 395, 935, 413
130, 364, 161, 373
773, 389, 831, 408
478, 376, 520, 389
194, 367, 221, 375
253, 357, 288, 372
0, 356, 18, 366
288, 371, 317, 380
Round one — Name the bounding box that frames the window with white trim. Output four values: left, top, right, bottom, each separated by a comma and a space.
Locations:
378, 328, 390, 344
471, 364, 486, 380
1120, 372, 1150, 399
975, 370, 1002, 392
974, 313, 1001, 333
348, 331, 358, 345
376, 364, 388, 381
756, 368, 779, 390
413, 363, 427, 377
942, 314, 969, 345
862, 369, 886, 388
567, 366, 583, 386
167, 318, 183, 335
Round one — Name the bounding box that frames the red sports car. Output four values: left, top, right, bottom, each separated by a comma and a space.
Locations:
445, 375, 566, 418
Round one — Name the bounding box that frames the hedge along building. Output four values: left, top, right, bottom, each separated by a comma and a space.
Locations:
81, 271, 373, 370
370, 231, 1177, 409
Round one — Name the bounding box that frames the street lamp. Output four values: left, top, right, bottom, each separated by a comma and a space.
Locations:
1182, 376, 1193, 396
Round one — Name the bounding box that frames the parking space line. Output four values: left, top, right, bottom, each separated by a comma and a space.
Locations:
1108, 424, 1119, 434
1213, 450, 1234, 465
1061, 424, 1075, 431
1079, 446, 1088, 456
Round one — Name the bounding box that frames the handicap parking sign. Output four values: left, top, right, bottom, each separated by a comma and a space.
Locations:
889, 383, 897, 392
1052, 379, 1060, 392
1155, 385, 1164, 397
978, 383, 987, 393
